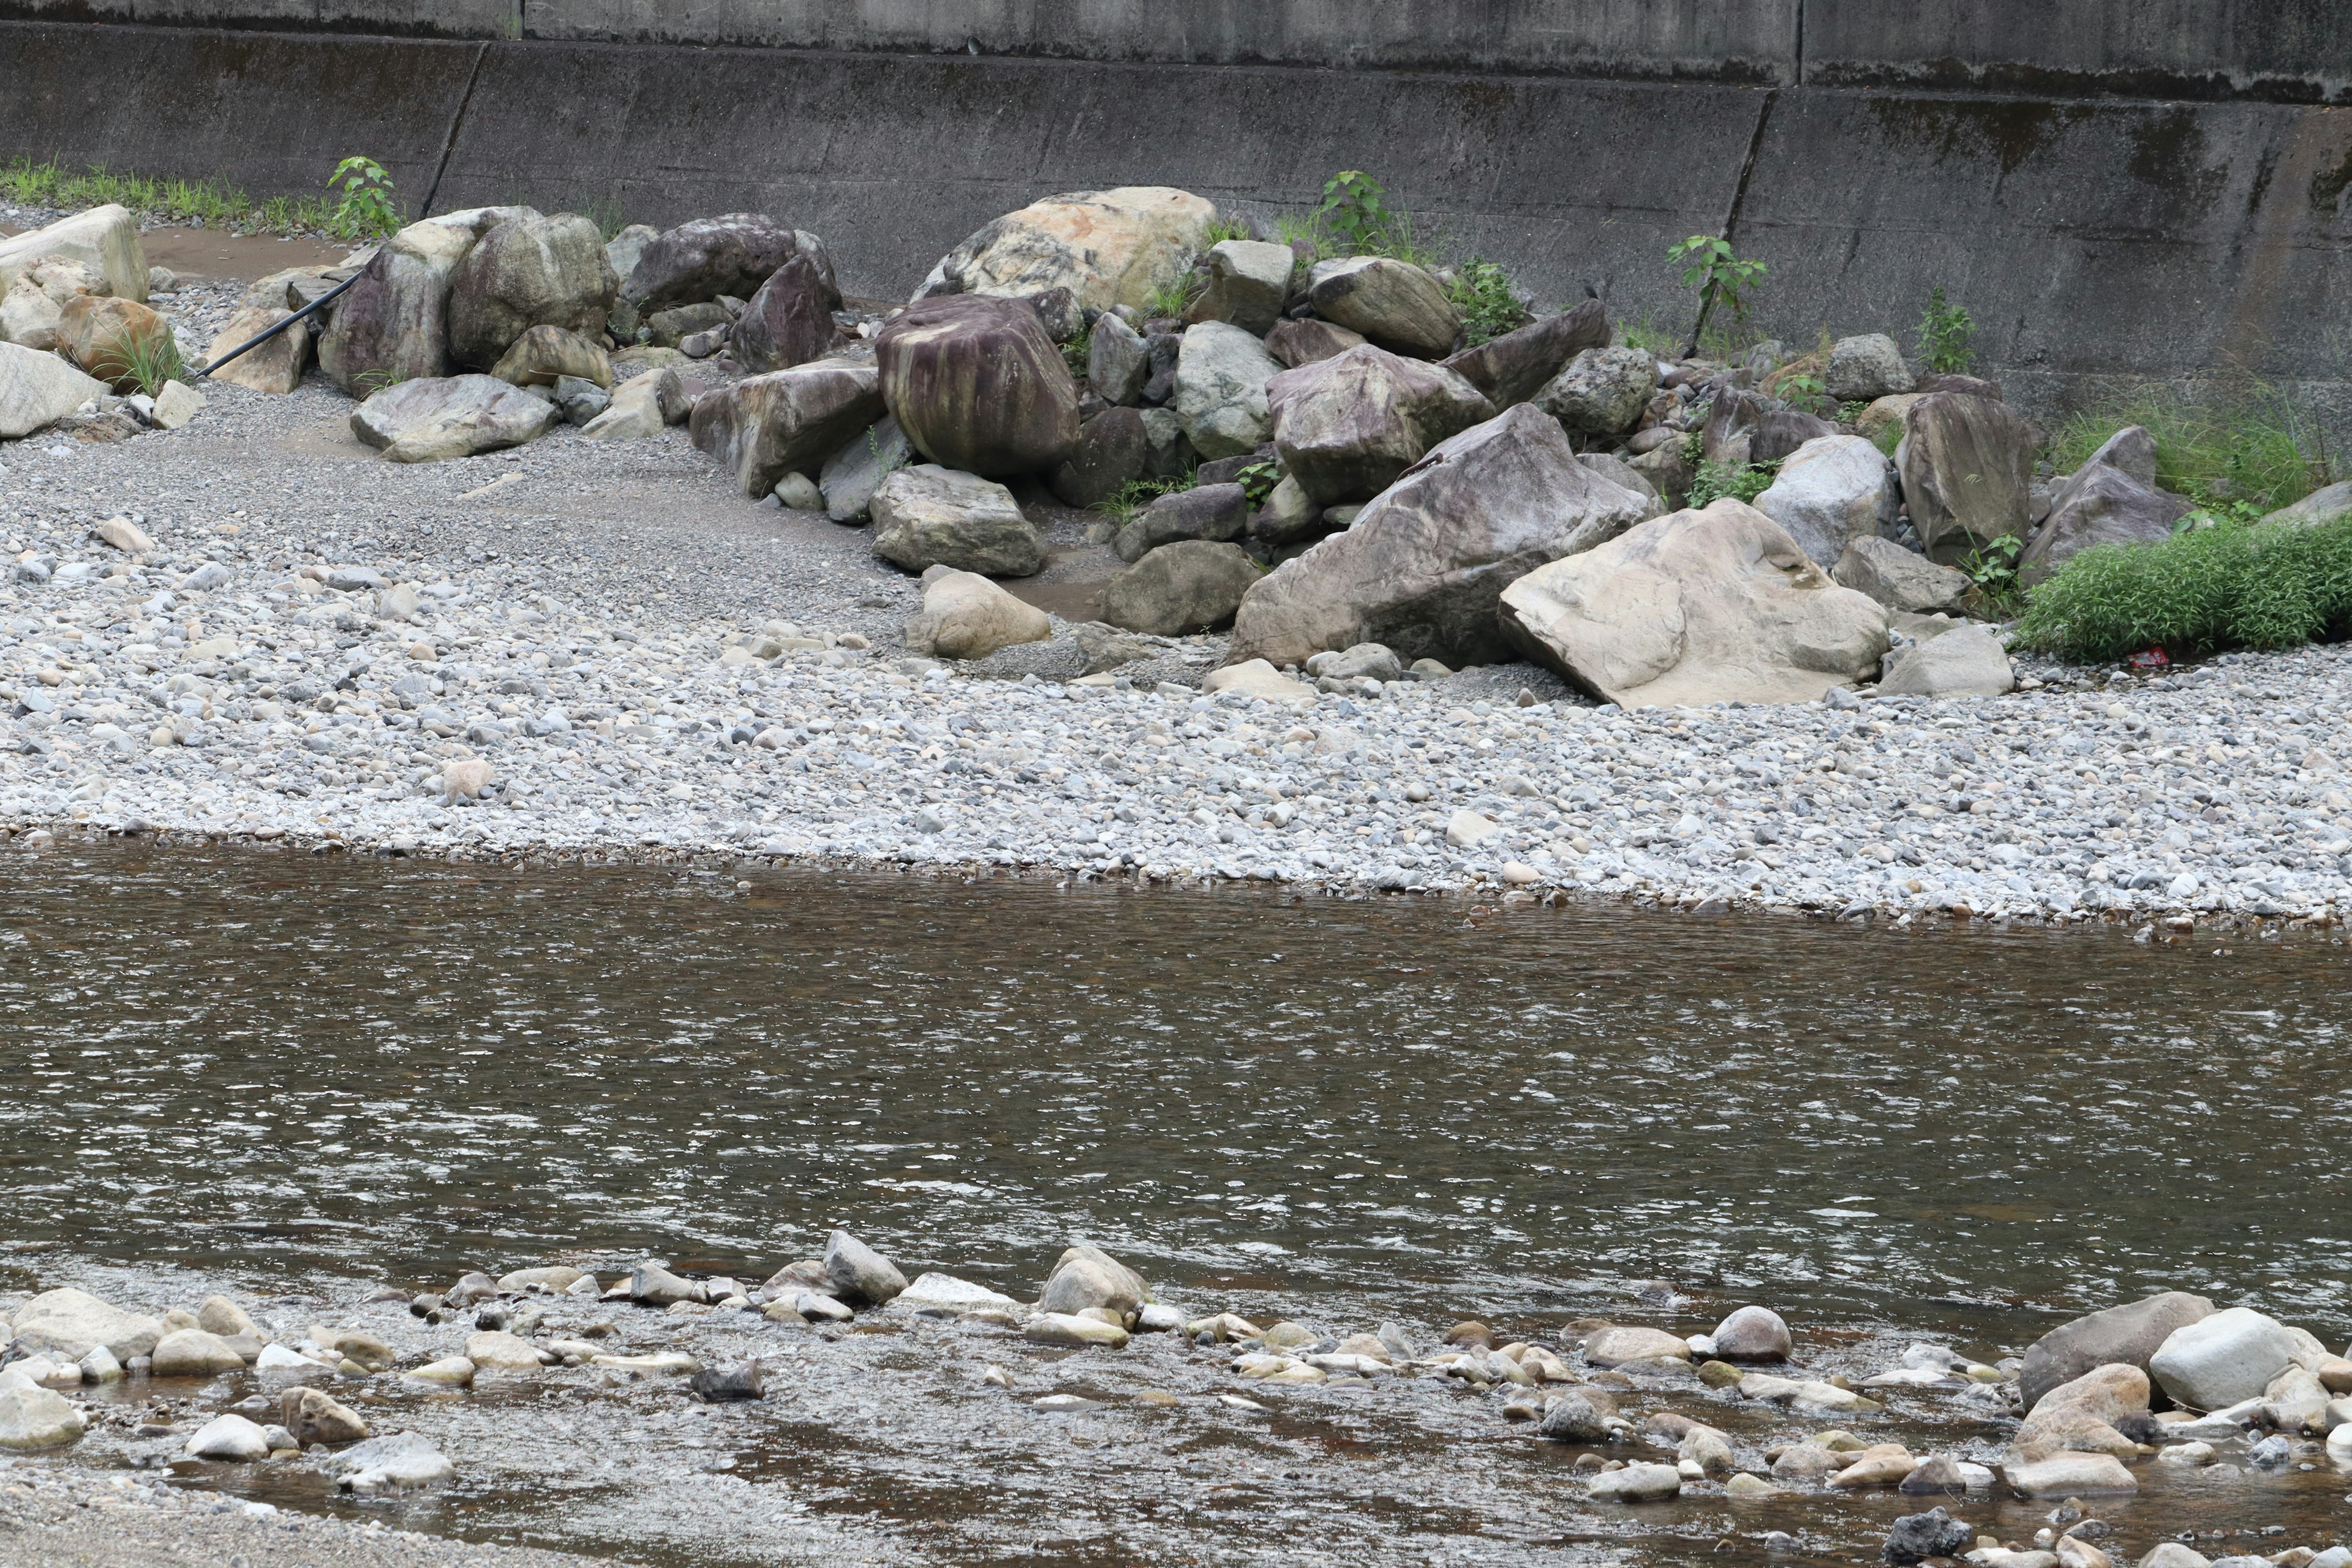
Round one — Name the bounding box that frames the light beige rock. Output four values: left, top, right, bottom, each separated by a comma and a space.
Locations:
494, 1266, 586, 1293
9, 1287, 163, 1362
1499, 498, 1890, 708
2003, 1452, 2138, 1498
1200, 658, 1314, 704
204, 306, 309, 394
1581, 1325, 1691, 1366
94, 515, 157, 554
150, 1329, 246, 1378
440, 758, 493, 800
279, 1385, 369, 1444
903, 566, 1051, 660
352, 374, 556, 463
0, 341, 108, 439
463, 1330, 548, 1369
2013, 1363, 2148, 1461
922, 187, 1216, 314
0, 203, 147, 301
1023, 1313, 1131, 1349
1446, 810, 1499, 849
1827, 1447, 1918, 1488
1303, 256, 1460, 358
0, 1384, 86, 1451
1036, 1245, 1149, 1319
402, 1356, 477, 1387
151, 379, 203, 429
195, 1296, 255, 1340
581, 367, 685, 440
0, 257, 108, 351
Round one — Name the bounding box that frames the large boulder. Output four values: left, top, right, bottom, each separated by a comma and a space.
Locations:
2011, 1363, 2149, 1461
731, 253, 838, 375
0, 340, 108, 439
1049, 405, 1149, 508
823, 1230, 908, 1307
1269, 345, 1494, 505
1439, 300, 1610, 411
903, 566, 1051, 659
0, 203, 146, 301
1, 257, 107, 352
1749, 407, 1838, 466
602, 222, 658, 293
2019, 431, 2195, 587
317, 216, 477, 393
2263, 478, 2352, 529
1823, 333, 1915, 402
1186, 239, 1295, 336
150, 1329, 248, 1378
623, 214, 801, 309
1534, 345, 1659, 441
489, 324, 611, 388
870, 465, 1043, 576
1172, 321, 1282, 460
1754, 434, 1898, 568
2149, 1306, 2301, 1412
0, 1384, 85, 1451
1265, 317, 1368, 370
917, 187, 1216, 314
2003, 1453, 2137, 1498
1879, 622, 2016, 698
821, 415, 914, 521
1035, 1245, 1150, 1319
1832, 535, 1970, 615
10, 1287, 162, 1361
1899, 392, 2037, 565
1302, 257, 1459, 358
878, 294, 1081, 477
1499, 498, 1890, 708
689, 361, 886, 497
446, 212, 617, 371
1104, 540, 1259, 636
2021, 1292, 2214, 1412
1226, 403, 1652, 669
204, 305, 308, 394
350, 374, 557, 464
1114, 482, 1248, 563
56, 295, 173, 392
1712, 1306, 1792, 1362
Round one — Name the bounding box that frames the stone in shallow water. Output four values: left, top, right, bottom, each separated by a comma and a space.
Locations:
894, 1272, 1023, 1316
150, 1329, 246, 1378
824, 1229, 908, 1306
1025, 1313, 1130, 1349
184, 1412, 271, 1461
0, 1384, 86, 1450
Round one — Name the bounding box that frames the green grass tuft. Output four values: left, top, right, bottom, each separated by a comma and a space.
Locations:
1687, 457, 1778, 509
2049, 383, 2334, 514
1, 156, 339, 235
2015, 513, 2352, 662
1091, 475, 1196, 529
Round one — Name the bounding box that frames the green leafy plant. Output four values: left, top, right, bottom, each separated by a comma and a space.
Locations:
1687, 458, 1778, 508
1091, 475, 1196, 530
1317, 170, 1393, 253
1668, 235, 1768, 325
1777, 371, 1830, 417
2049, 383, 2332, 515
2016, 513, 2352, 662
1060, 324, 1093, 380
104, 324, 187, 397
326, 156, 401, 241
1959, 533, 2026, 616
1444, 259, 1528, 349
1235, 461, 1281, 508
1917, 286, 1976, 374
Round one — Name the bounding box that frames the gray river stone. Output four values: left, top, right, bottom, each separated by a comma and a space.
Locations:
824, 1229, 908, 1306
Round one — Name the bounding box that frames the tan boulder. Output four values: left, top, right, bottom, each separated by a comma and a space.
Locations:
921, 187, 1216, 314
489, 324, 611, 388
0, 203, 146, 301
1581, 1325, 1691, 1367
903, 567, 1051, 660
205, 306, 309, 394
58, 295, 176, 392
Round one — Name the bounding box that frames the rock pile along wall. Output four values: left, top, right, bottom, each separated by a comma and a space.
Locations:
2, 2, 2349, 438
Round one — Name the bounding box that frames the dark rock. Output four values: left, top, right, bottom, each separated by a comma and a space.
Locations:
1439, 300, 1609, 411
1912, 372, 2002, 401
2019, 1291, 2214, 1413
688, 362, 886, 497
1896, 1455, 1967, 1496
690, 1362, 766, 1402
1534, 346, 1659, 441
1264, 317, 1368, 370
647, 301, 731, 349
1268, 345, 1494, 505
624, 214, 804, 309
2019, 461, 2194, 586
1700, 387, 1764, 465
1050, 405, 1149, 508
1140, 331, 1181, 405
1899, 391, 2040, 565
316, 217, 474, 393
1196, 451, 1269, 486
1024, 285, 1085, 344
1749, 407, 1838, 466
878, 294, 1082, 476
731, 254, 836, 374
445, 212, 617, 371
1883, 1507, 1972, 1564
1104, 540, 1260, 635
1115, 482, 1248, 564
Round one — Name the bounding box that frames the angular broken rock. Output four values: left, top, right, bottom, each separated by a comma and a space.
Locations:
1499, 498, 1890, 708
205, 305, 309, 395
1303, 256, 1460, 359
351, 375, 557, 464
625, 214, 804, 309
446, 211, 617, 371
1086, 311, 1151, 405
1753, 434, 1898, 570
1264, 317, 1368, 371
1183, 239, 1295, 337
731, 252, 837, 375
1440, 300, 1611, 412
316, 216, 477, 393
878, 293, 1081, 476
1832, 535, 1970, 616
581, 367, 686, 441
1899, 391, 2037, 565
903, 567, 1050, 660
0, 341, 108, 439
870, 465, 1043, 577
688, 361, 886, 497
1534, 345, 1659, 440
2019, 440, 2195, 586
628, 1261, 702, 1306
490, 323, 611, 389
823, 1229, 908, 1307
1050, 405, 1150, 509
821, 415, 915, 521
1879, 622, 2016, 699
1173, 321, 1283, 461
1269, 345, 1494, 506
2010, 1363, 2147, 1462
1106, 541, 1258, 636
1227, 403, 1652, 669
916, 186, 1215, 314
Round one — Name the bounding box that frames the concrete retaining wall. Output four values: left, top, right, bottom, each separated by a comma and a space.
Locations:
4, 18, 2350, 440
4, 1, 2350, 99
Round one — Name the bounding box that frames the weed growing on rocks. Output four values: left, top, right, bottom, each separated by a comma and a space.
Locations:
2050, 383, 2334, 513
1687, 457, 1779, 509
2017, 513, 2352, 660
1444, 259, 1528, 349
1916, 285, 1976, 374
326, 156, 401, 241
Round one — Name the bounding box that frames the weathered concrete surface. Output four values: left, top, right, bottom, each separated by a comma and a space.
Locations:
2, 2, 2343, 101
1, 19, 2346, 442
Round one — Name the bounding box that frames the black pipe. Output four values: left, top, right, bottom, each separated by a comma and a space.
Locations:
194, 270, 362, 379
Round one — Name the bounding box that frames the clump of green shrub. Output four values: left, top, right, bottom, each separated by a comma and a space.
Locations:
2015, 514, 2352, 662
1444, 259, 1528, 348
2049, 384, 2330, 514
1687, 457, 1778, 508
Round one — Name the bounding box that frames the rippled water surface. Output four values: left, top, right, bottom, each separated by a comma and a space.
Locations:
6, 840, 2350, 1337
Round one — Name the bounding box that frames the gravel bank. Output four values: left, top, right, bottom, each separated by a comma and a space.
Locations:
3, 371, 2350, 925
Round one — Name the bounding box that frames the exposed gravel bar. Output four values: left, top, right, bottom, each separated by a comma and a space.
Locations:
3, 375, 2350, 925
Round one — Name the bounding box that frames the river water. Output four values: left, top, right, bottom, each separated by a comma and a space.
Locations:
4, 840, 2350, 1564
